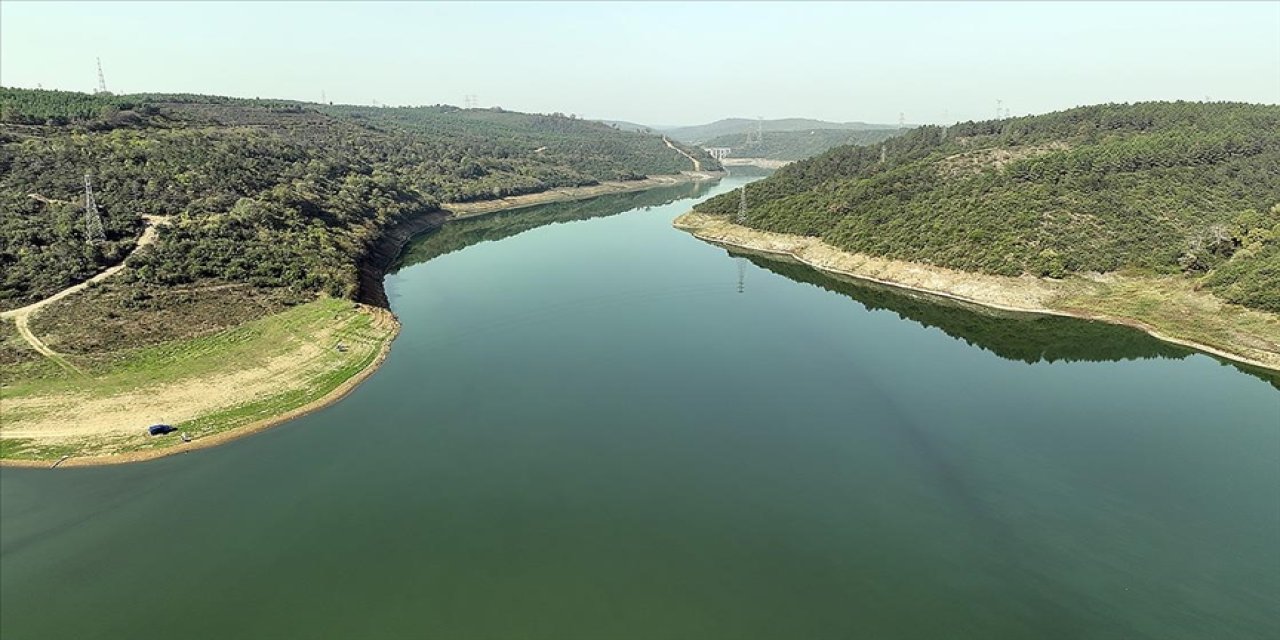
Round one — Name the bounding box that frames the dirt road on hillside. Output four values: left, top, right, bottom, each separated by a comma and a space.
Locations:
1, 216, 169, 372
663, 136, 703, 171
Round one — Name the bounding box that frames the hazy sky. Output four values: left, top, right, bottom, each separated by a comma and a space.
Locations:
2, 1, 1277, 125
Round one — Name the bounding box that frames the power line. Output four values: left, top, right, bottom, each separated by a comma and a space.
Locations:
83, 174, 106, 245
746, 116, 763, 144
734, 184, 750, 293
95, 58, 108, 94
737, 183, 748, 223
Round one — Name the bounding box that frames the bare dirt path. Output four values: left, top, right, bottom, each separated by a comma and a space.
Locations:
1, 215, 169, 372
663, 136, 703, 172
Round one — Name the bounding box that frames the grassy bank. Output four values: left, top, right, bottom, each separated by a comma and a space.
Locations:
1, 297, 396, 465
675, 211, 1280, 373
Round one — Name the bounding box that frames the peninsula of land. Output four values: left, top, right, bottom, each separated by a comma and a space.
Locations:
0, 87, 721, 465
1, 171, 721, 467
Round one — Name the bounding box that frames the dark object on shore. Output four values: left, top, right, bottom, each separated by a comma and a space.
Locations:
148, 424, 177, 436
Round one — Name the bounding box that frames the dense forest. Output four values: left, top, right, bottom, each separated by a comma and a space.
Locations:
0, 88, 718, 310
702, 128, 901, 161
695, 102, 1280, 312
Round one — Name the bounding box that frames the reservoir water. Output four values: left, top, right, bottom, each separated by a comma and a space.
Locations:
2, 176, 1277, 639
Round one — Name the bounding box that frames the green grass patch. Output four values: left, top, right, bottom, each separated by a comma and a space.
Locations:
2, 297, 394, 461
122, 325, 385, 454
0, 437, 80, 462
1053, 276, 1280, 366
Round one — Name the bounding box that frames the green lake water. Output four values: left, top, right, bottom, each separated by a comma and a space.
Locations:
2, 176, 1278, 639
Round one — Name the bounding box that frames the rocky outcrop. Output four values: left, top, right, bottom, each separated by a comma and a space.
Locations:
356, 209, 451, 308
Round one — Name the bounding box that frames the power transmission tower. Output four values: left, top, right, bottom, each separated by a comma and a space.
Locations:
95, 58, 108, 94
464, 94, 478, 109
321, 89, 327, 104
732, 184, 747, 291
83, 174, 106, 244
880, 144, 887, 164
996, 99, 1003, 120
898, 111, 905, 131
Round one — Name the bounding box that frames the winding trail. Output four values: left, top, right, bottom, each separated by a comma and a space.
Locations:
1, 216, 169, 374
663, 136, 703, 172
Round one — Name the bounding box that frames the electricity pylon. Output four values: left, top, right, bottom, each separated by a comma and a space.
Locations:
95, 58, 108, 94
83, 174, 106, 244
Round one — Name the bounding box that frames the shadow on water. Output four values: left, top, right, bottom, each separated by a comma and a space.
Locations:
848, 365, 1093, 636
739, 251, 1280, 390
737, 250, 1280, 633
393, 179, 720, 271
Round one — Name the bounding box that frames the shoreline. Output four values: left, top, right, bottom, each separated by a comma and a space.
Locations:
721, 158, 791, 170
357, 172, 722, 308
1, 172, 722, 469
445, 172, 722, 218
1, 307, 399, 469
674, 211, 1280, 374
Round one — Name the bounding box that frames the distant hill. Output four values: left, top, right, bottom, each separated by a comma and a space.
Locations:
693, 102, 1280, 312
664, 118, 898, 144
702, 128, 902, 162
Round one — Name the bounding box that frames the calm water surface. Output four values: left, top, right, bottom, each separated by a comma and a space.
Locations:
2, 177, 1278, 639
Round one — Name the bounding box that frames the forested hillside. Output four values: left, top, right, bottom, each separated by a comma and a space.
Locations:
695, 102, 1280, 311
0, 88, 717, 310
702, 128, 901, 161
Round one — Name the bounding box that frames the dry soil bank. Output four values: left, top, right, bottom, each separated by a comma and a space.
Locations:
675, 211, 1280, 373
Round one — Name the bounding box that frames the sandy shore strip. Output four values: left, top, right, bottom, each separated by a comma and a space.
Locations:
446, 172, 722, 218
674, 211, 1280, 374
2, 307, 399, 468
